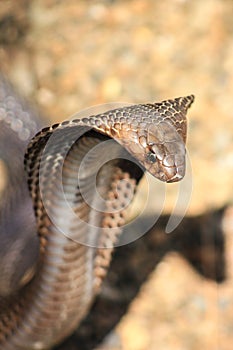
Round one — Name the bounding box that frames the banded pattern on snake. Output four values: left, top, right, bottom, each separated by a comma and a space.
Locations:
0, 75, 194, 349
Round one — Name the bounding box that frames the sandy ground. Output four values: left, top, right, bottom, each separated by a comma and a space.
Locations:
1, 0, 233, 349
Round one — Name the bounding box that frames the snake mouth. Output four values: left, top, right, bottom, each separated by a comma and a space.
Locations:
144, 159, 185, 183
162, 160, 185, 183
157, 168, 184, 183
166, 172, 184, 183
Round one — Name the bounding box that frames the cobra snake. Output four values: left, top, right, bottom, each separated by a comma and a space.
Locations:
0, 75, 194, 349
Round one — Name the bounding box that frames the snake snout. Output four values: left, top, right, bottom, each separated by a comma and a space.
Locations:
165, 167, 185, 183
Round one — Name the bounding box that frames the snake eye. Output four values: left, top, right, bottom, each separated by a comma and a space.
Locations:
146, 152, 157, 163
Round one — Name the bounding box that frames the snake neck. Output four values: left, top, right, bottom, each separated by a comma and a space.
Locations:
0, 123, 39, 297
0, 76, 43, 298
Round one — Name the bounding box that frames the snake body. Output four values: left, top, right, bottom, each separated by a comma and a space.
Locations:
0, 75, 194, 349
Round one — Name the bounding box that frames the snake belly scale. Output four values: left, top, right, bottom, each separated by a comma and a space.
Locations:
0, 77, 194, 349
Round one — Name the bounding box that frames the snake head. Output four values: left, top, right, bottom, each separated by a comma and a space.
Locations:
120, 120, 186, 183
115, 95, 194, 183
143, 121, 186, 182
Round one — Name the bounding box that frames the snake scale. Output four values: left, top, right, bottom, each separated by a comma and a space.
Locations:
0, 75, 194, 349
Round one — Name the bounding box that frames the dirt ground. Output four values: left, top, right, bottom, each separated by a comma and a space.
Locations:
1, 0, 233, 349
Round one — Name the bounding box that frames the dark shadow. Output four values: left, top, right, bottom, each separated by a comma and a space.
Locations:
56, 206, 226, 350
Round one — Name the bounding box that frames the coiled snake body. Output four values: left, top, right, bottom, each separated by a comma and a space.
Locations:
0, 76, 194, 349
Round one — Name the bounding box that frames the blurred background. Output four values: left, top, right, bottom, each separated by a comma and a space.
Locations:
1, 0, 233, 349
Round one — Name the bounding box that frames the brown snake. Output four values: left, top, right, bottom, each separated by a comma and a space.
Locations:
0, 75, 194, 349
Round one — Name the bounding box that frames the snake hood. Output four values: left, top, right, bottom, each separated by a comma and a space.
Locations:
43, 94, 194, 183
